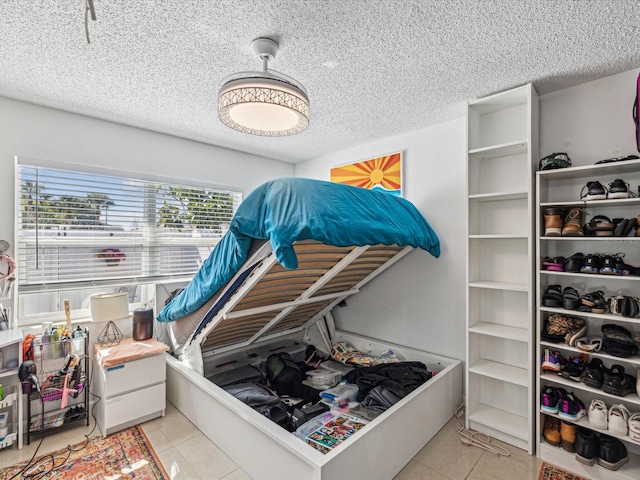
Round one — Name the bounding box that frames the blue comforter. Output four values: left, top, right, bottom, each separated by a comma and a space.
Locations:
157, 177, 440, 322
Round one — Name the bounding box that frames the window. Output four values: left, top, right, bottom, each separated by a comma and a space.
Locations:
15, 158, 241, 325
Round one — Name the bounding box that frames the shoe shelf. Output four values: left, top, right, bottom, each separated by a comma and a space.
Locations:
540, 340, 640, 364
543, 411, 640, 449
541, 373, 640, 409
537, 143, 640, 474
540, 198, 640, 208
539, 441, 640, 480
540, 237, 640, 242
540, 306, 640, 326
541, 271, 640, 283
537, 158, 640, 181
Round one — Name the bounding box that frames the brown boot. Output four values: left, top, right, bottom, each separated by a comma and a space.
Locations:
636, 215, 640, 237
562, 207, 584, 236
560, 421, 577, 452
544, 207, 563, 237
543, 416, 561, 446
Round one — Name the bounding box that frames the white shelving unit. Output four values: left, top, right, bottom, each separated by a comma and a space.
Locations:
536, 158, 640, 479
465, 84, 538, 454
0, 328, 23, 450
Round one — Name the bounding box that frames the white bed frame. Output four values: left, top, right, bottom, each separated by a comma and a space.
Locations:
162, 240, 462, 479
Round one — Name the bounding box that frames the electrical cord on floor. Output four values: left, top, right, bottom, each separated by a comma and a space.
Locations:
455, 403, 511, 457
9, 393, 48, 480
10, 355, 103, 479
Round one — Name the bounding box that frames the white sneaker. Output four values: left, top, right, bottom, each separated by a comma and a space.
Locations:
588, 399, 608, 430
629, 413, 640, 442
608, 404, 630, 436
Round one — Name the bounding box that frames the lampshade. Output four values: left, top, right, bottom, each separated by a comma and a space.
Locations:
218, 38, 310, 136
90, 292, 130, 322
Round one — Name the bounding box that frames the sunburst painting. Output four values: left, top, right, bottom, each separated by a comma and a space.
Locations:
330, 152, 402, 196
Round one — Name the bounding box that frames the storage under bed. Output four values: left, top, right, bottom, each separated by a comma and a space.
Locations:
166, 331, 462, 480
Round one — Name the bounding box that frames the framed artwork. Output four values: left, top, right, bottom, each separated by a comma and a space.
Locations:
330, 152, 402, 196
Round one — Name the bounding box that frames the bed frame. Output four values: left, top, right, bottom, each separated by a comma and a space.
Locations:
163, 240, 462, 479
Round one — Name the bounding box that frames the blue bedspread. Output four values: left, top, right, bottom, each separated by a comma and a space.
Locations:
157, 177, 440, 322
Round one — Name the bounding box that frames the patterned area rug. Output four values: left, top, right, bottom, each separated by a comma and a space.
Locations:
538, 462, 589, 480
0, 425, 168, 479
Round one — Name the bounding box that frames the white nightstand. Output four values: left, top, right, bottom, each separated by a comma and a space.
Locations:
94, 337, 168, 437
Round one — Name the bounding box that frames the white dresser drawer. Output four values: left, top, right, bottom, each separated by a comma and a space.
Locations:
104, 382, 165, 430
103, 353, 165, 397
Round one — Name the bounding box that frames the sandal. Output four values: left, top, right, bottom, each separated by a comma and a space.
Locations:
562, 286, 581, 310
581, 290, 606, 313
542, 256, 565, 272
575, 336, 603, 353
563, 253, 584, 273
580, 253, 603, 274
542, 284, 563, 308
583, 215, 615, 237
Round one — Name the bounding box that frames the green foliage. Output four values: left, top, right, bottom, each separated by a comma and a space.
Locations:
157, 186, 233, 231
19, 182, 115, 228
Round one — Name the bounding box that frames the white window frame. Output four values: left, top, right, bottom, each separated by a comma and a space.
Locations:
14, 156, 241, 326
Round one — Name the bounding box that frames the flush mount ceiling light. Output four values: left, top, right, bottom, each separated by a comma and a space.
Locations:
218, 38, 310, 136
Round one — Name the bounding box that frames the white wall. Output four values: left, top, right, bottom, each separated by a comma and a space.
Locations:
0, 96, 294, 339
0, 96, 294, 255
295, 119, 467, 361
540, 67, 640, 166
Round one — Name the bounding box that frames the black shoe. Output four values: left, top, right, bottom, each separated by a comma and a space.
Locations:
542, 284, 563, 308
598, 434, 629, 471
580, 181, 607, 201
600, 255, 621, 275
580, 254, 603, 274
575, 427, 599, 466
602, 364, 633, 396
608, 179, 635, 199
582, 358, 605, 389
563, 253, 584, 273
560, 355, 588, 381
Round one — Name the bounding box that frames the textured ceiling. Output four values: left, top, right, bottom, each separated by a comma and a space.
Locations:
1, 1, 640, 164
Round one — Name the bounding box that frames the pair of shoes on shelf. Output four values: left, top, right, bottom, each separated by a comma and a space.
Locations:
543, 416, 578, 453
560, 354, 589, 381
575, 336, 603, 353
580, 179, 636, 201
544, 207, 584, 236
586, 399, 633, 436
542, 256, 565, 271
575, 428, 629, 470
584, 215, 615, 236
541, 314, 586, 345
580, 290, 607, 313
601, 324, 639, 358
601, 363, 637, 397
579, 253, 639, 276
541, 389, 586, 421
541, 350, 587, 382
609, 295, 640, 318
584, 215, 638, 237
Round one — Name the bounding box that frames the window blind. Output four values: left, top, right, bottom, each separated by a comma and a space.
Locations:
16, 163, 242, 293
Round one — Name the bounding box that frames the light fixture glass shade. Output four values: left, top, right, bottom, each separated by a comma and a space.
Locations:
218, 72, 310, 136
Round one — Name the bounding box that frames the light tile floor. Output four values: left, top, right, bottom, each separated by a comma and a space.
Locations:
0, 402, 543, 479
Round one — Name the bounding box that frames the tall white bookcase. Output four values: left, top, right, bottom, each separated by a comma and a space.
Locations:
465, 84, 538, 454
